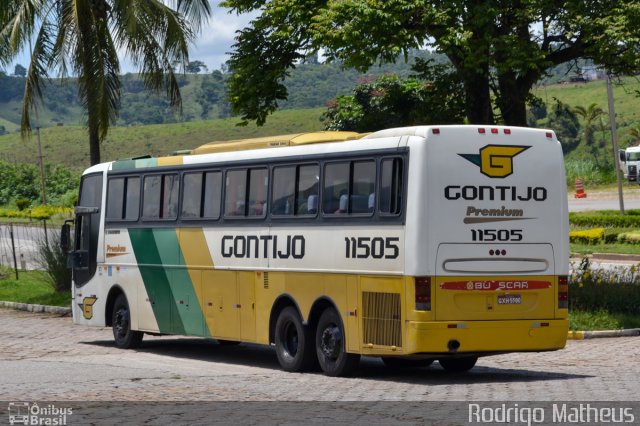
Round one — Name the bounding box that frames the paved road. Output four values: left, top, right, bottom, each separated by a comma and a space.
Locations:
1, 309, 638, 403
568, 187, 640, 211
1, 309, 639, 424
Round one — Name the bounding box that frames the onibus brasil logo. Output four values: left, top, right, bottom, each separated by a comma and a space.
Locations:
8, 402, 72, 425
459, 145, 530, 178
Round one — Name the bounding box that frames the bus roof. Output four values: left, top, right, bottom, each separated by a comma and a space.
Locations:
191, 131, 363, 155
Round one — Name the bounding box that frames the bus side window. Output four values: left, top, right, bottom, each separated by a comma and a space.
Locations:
202, 171, 222, 219
272, 164, 319, 217
125, 177, 140, 220
323, 160, 375, 215
142, 174, 179, 220
181, 172, 203, 218
225, 168, 267, 218
106, 178, 125, 220
248, 168, 268, 217
143, 176, 161, 219
379, 158, 403, 215
323, 163, 349, 214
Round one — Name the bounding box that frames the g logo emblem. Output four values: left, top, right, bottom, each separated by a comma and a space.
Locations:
459, 145, 530, 178
79, 297, 98, 319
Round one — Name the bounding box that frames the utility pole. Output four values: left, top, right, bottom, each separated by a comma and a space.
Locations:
36, 127, 47, 205
607, 73, 625, 215
36, 127, 49, 247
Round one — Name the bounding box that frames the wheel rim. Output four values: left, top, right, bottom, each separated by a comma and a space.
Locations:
282, 321, 299, 358
320, 323, 342, 360
114, 307, 129, 339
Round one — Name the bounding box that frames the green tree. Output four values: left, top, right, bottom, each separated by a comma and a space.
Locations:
0, 0, 211, 165
186, 60, 208, 74
628, 125, 640, 146
13, 63, 26, 77
547, 99, 581, 154
573, 103, 605, 146
198, 70, 230, 119
323, 60, 465, 131
222, 0, 640, 127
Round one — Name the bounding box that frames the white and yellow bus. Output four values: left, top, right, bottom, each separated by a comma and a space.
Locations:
64, 126, 569, 376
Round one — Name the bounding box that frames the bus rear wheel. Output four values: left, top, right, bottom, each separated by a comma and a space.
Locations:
439, 356, 478, 372
274, 306, 316, 372
315, 308, 360, 376
112, 294, 143, 349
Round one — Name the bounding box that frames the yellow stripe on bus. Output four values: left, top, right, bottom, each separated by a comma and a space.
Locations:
177, 228, 214, 332
157, 156, 184, 167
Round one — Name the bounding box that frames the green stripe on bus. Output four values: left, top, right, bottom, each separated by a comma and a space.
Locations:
112, 158, 158, 171
129, 228, 185, 335
151, 229, 208, 337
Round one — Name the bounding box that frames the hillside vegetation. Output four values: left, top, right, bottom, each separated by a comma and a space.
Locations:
0, 108, 325, 169
0, 54, 638, 174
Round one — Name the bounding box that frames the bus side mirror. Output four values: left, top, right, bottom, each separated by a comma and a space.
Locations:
60, 222, 72, 252
619, 150, 626, 163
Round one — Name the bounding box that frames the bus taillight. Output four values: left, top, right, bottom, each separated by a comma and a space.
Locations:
558, 275, 569, 309
415, 277, 431, 311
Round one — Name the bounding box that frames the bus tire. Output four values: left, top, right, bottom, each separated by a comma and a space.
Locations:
439, 356, 478, 372
315, 308, 359, 376
381, 357, 434, 369
274, 306, 316, 372
112, 294, 143, 349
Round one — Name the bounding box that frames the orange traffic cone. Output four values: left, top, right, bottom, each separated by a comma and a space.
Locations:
574, 178, 587, 198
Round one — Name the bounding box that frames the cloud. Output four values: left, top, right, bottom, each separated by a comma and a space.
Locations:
4, 4, 257, 75
187, 6, 258, 71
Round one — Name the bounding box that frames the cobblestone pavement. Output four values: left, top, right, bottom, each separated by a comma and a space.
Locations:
1, 308, 639, 403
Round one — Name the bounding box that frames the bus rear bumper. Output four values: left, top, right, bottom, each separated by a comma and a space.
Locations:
401, 319, 569, 355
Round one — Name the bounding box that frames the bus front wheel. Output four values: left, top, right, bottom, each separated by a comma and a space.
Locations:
274, 306, 316, 372
112, 294, 143, 349
315, 308, 359, 376
439, 356, 477, 372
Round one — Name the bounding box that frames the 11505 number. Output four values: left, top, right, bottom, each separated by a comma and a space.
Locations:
471, 229, 523, 242
345, 237, 400, 259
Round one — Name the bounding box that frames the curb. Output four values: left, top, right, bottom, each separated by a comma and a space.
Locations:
590, 253, 640, 263
0, 301, 71, 315
567, 328, 640, 340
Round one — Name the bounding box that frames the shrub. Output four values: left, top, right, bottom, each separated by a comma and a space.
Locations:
569, 228, 604, 244
569, 212, 640, 228
15, 198, 30, 211
36, 230, 71, 292
570, 258, 640, 315
618, 231, 640, 244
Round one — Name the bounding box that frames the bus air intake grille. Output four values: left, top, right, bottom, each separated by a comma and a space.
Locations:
263, 272, 269, 289
362, 292, 402, 348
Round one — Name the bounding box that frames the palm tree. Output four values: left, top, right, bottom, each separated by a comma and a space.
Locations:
629, 125, 640, 146
573, 103, 605, 147
0, 0, 210, 165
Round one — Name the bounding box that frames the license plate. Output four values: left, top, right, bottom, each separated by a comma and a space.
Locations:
497, 294, 521, 305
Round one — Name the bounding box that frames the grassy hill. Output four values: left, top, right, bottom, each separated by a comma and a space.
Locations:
0, 69, 637, 174
0, 108, 326, 170
534, 77, 640, 146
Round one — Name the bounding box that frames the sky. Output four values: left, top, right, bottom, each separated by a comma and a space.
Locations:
5, 4, 256, 75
